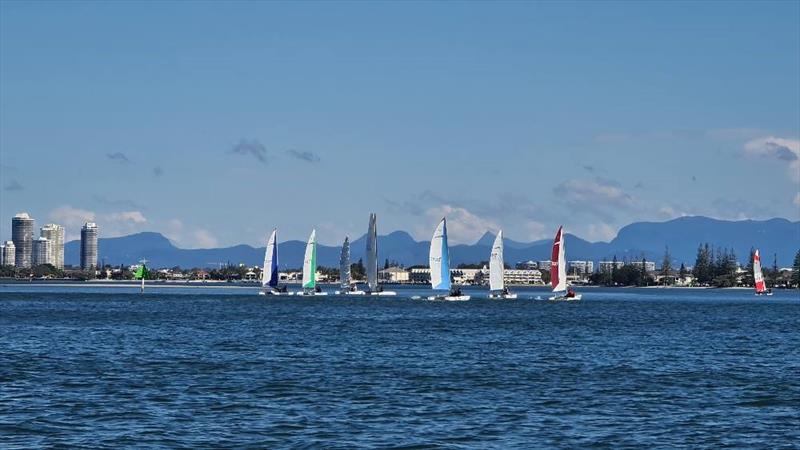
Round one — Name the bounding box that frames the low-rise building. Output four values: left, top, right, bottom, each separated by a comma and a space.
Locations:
379, 267, 410, 283
598, 260, 625, 272
567, 260, 594, 275
515, 260, 538, 270
538, 260, 552, 271
504, 269, 542, 284
629, 260, 656, 272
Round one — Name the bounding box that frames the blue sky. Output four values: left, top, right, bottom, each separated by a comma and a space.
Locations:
1, 1, 798, 247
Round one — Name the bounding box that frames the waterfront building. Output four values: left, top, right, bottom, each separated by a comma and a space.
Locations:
40, 224, 65, 269
12, 212, 34, 268
538, 260, 552, 271
80, 222, 99, 270
515, 260, 538, 270
504, 269, 542, 285
568, 260, 594, 275
598, 260, 625, 272
1, 240, 15, 266
410, 268, 431, 284
379, 267, 410, 283
629, 260, 656, 272
32, 237, 52, 266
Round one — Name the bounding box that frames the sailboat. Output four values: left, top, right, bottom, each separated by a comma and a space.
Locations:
365, 213, 396, 296
296, 229, 327, 296
753, 249, 772, 296
488, 230, 516, 299
335, 236, 365, 295
548, 226, 581, 301
259, 229, 288, 295
427, 217, 470, 301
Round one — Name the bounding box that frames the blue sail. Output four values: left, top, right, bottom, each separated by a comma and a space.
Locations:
429, 218, 451, 291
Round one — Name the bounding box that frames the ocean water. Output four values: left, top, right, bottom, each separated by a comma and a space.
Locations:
1, 285, 798, 448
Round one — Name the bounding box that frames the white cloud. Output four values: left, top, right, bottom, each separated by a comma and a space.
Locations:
794, 193, 800, 207
523, 220, 548, 241
106, 211, 147, 224
420, 204, 499, 244
554, 178, 638, 214
744, 136, 800, 182
583, 223, 618, 242
191, 229, 218, 248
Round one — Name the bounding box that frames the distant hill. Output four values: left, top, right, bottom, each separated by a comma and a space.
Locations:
64, 216, 800, 269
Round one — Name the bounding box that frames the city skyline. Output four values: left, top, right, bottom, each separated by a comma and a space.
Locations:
1, 2, 798, 247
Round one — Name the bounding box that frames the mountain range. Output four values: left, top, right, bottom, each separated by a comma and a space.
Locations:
64, 216, 800, 269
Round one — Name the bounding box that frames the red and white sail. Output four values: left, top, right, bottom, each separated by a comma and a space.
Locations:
551, 226, 567, 292
753, 249, 766, 294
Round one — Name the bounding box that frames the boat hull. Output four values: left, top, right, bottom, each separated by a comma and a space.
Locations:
488, 293, 517, 299
427, 295, 471, 301
294, 291, 329, 297
548, 294, 582, 301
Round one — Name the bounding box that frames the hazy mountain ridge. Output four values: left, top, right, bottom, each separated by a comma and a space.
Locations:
64, 217, 800, 269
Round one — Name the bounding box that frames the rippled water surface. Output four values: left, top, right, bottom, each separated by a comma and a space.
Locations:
1, 285, 798, 448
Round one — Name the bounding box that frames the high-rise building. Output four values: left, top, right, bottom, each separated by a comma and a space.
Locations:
1, 240, 15, 266
12, 212, 34, 268
80, 222, 99, 270
33, 237, 52, 266
40, 224, 65, 269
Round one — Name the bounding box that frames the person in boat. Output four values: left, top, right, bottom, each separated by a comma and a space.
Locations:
501, 287, 509, 296
451, 287, 462, 297
767, 288, 773, 295
566, 287, 576, 298
314, 285, 322, 293
275, 285, 287, 293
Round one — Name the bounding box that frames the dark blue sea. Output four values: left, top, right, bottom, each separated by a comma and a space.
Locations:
1, 285, 798, 448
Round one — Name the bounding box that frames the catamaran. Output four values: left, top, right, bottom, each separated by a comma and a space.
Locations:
296, 229, 327, 296
259, 229, 288, 295
488, 230, 516, 299
364, 213, 396, 296
753, 249, 772, 296
427, 217, 470, 301
548, 226, 581, 301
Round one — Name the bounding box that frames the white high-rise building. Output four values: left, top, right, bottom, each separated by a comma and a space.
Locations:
12, 212, 34, 268
1, 240, 15, 266
40, 224, 65, 269
81, 222, 99, 270
33, 237, 52, 266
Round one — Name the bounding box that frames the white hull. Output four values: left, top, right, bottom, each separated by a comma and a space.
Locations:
259, 289, 292, 296
427, 295, 471, 301
755, 292, 773, 296
294, 291, 329, 297
548, 294, 582, 301
335, 289, 366, 295
489, 293, 517, 299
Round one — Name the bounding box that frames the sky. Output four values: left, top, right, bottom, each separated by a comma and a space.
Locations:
1, 1, 798, 247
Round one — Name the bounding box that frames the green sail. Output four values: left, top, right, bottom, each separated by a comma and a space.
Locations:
302, 230, 317, 289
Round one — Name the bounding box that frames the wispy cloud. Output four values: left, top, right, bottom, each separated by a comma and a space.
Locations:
3, 179, 23, 191
286, 149, 321, 163
93, 195, 145, 210
106, 152, 132, 164
229, 139, 268, 163
743, 136, 799, 182
49, 205, 148, 240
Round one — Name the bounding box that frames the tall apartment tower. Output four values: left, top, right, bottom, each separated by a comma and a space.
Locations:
1, 241, 15, 266
40, 224, 65, 269
33, 237, 52, 266
12, 212, 34, 268
80, 222, 99, 270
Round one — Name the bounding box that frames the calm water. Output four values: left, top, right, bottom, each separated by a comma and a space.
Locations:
1, 285, 798, 448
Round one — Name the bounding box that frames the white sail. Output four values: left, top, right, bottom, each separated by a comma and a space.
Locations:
262, 229, 278, 288
429, 218, 451, 291
489, 230, 504, 291
340, 236, 351, 288
366, 213, 378, 291
302, 229, 317, 289
551, 226, 567, 292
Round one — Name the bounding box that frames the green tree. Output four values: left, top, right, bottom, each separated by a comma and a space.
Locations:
792, 249, 800, 288
678, 263, 688, 282
661, 246, 672, 285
